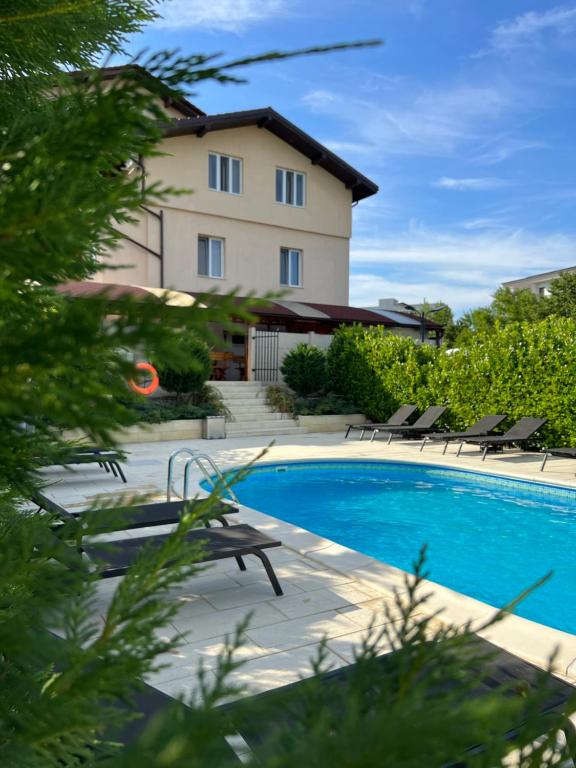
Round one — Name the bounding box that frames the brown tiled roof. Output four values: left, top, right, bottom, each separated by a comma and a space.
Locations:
164, 108, 378, 203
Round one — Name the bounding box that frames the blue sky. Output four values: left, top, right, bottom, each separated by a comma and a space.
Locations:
125, 1, 576, 313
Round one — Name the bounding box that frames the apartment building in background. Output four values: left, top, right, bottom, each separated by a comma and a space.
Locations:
503, 266, 576, 297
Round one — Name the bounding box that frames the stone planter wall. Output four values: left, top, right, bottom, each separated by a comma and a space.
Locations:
63, 419, 203, 445
298, 413, 365, 433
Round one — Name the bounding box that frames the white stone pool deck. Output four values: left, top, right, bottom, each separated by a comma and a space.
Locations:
40, 431, 576, 700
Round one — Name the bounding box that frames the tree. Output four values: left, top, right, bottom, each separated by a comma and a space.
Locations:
0, 3, 568, 765
547, 271, 576, 318
491, 286, 548, 325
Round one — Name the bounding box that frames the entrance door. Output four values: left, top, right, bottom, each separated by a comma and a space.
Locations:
252, 329, 279, 383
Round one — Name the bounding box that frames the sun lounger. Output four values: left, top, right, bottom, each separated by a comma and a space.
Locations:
456, 417, 547, 461
32, 490, 239, 531
42, 446, 127, 483
345, 404, 418, 440
419, 414, 508, 454
540, 447, 576, 472
370, 406, 447, 443
83, 525, 283, 594
109, 637, 575, 764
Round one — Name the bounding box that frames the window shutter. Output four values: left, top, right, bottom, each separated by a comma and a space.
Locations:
198, 237, 209, 275
208, 154, 217, 190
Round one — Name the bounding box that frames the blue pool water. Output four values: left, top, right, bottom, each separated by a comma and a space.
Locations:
205, 461, 576, 634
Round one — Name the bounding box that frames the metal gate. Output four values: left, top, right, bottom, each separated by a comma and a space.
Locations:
252, 329, 279, 382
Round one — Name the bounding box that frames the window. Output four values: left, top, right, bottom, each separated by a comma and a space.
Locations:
198, 236, 224, 278
280, 247, 302, 287
276, 168, 305, 207
208, 153, 242, 194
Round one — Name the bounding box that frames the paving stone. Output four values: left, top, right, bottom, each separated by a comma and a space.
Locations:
171, 602, 286, 640
245, 610, 361, 653
273, 584, 380, 620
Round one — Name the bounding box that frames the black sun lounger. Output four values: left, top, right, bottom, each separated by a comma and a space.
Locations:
42, 447, 127, 483
345, 404, 418, 440
540, 447, 576, 472
110, 637, 575, 764
85, 525, 283, 595
370, 406, 447, 443
221, 636, 576, 763
456, 417, 548, 461
32, 490, 239, 532
419, 414, 508, 454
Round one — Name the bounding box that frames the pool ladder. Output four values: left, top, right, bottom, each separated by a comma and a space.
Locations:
166, 448, 238, 503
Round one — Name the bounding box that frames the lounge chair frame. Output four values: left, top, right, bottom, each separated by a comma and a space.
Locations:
540, 447, 576, 472
419, 414, 508, 454
455, 417, 547, 461
345, 404, 418, 440
370, 406, 447, 443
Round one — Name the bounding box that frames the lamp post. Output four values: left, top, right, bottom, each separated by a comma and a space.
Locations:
401, 304, 448, 345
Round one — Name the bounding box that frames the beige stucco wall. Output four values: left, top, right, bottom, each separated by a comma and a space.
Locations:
97, 125, 354, 303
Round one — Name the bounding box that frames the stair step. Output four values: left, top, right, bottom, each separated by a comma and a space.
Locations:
226, 426, 304, 437
229, 413, 287, 423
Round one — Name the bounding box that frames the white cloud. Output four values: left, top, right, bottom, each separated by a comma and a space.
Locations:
433, 176, 510, 191
471, 139, 548, 165
156, 0, 285, 31
349, 228, 576, 312
482, 6, 576, 56
302, 81, 516, 158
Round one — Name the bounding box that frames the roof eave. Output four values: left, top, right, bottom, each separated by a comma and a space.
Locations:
162, 108, 378, 202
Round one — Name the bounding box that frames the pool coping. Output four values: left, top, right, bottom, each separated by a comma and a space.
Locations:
197, 456, 576, 681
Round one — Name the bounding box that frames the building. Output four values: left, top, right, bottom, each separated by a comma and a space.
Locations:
502, 266, 576, 297
70, 68, 441, 380
95, 67, 377, 306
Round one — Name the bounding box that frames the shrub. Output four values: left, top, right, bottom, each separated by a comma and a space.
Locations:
328, 318, 576, 446
327, 326, 439, 421
281, 343, 327, 396
154, 334, 212, 401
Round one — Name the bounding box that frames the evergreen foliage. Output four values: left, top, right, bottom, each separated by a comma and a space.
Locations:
281, 343, 327, 396
0, 3, 572, 766
154, 334, 213, 400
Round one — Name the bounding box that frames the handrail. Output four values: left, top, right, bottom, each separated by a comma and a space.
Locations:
166, 448, 197, 501
182, 453, 239, 503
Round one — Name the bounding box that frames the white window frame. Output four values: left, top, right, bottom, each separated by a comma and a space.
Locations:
208, 152, 242, 195
280, 247, 302, 288
198, 236, 224, 279
276, 168, 306, 207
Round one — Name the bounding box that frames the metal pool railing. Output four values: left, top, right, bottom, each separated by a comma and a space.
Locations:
166, 448, 238, 503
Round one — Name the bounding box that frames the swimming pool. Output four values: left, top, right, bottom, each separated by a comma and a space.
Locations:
206, 461, 576, 635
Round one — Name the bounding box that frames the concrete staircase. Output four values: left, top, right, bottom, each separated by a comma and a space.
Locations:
211, 381, 305, 438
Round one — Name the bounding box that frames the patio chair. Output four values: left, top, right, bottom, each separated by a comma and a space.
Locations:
41, 446, 127, 483
455, 417, 548, 461
110, 637, 575, 764
345, 404, 418, 440
540, 447, 576, 472
32, 490, 239, 532
370, 406, 447, 444
419, 414, 508, 454
50, 501, 283, 596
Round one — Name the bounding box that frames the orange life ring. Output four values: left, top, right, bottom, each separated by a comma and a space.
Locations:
129, 362, 159, 396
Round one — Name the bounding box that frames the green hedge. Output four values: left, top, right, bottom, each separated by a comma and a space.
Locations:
326, 326, 439, 421
327, 318, 576, 447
